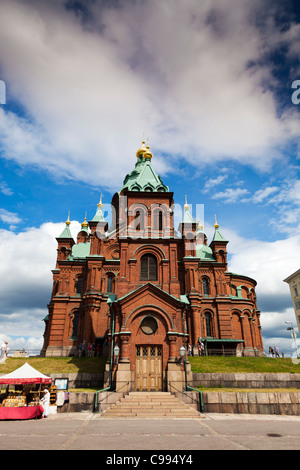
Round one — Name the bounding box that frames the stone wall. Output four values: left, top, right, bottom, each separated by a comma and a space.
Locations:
192, 372, 300, 389
50, 372, 103, 389
203, 391, 300, 415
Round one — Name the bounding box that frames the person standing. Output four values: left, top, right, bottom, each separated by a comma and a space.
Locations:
42, 388, 50, 418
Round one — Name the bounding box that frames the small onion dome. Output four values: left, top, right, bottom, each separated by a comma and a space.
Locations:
144, 144, 153, 160
136, 139, 146, 158
81, 215, 89, 228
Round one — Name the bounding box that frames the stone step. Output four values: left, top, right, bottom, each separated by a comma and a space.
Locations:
101, 391, 202, 419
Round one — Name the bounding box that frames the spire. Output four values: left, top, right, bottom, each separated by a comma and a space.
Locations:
214, 214, 219, 229
212, 215, 227, 242
81, 212, 89, 233
183, 195, 195, 223
57, 212, 73, 239
92, 193, 105, 222
184, 195, 189, 211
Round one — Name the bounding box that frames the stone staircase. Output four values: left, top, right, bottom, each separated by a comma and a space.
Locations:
101, 391, 202, 418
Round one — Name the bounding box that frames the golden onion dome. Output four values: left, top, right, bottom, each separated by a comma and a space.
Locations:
136, 139, 147, 158
143, 143, 153, 160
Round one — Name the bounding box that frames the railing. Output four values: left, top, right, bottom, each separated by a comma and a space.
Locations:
168, 381, 204, 413
3, 349, 42, 358
94, 381, 130, 413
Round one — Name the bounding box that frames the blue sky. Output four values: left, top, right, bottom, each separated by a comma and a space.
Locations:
0, 0, 300, 355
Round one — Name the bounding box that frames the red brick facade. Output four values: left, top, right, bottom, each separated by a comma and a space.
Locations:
42, 142, 263, 385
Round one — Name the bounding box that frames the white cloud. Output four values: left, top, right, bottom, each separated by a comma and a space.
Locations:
211, 187, 249, 203
0, 181, 13, 196
203, 174, 228, 192
0, 208, 21, 227
252, 186, 279, 203
0, 0, 299, 188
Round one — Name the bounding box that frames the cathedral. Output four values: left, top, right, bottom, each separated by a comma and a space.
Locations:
41, 141, 263, 391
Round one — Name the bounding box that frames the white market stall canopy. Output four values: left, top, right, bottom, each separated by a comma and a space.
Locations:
0, 362, 52, 384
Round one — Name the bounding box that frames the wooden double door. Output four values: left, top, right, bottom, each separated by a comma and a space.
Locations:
135, 345, 162, 391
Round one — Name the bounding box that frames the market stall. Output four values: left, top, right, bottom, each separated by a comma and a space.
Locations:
0, 362, 52, 420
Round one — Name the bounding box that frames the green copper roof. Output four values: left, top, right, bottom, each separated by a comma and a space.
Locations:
212, 227, 227, 242
69, 241, 91, 260
92, 194, 106, 222
92, 207, 105, 222
196, 243, 215, 260
212, 216, 228, 242
120, 149, 169, 193
183, 208, 195, 224
57, 222, 73, 239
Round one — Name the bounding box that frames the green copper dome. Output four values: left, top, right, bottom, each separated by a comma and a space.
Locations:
120, 142, 169, 193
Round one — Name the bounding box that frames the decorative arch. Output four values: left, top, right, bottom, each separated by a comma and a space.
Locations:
231, 311, 243, 340
128, 203, 148, 232
151, 203, 169, 231
132, 244, 166, 260
124, 304, 174, 331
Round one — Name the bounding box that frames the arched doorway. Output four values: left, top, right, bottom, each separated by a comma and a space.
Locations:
135, 315, 162, 391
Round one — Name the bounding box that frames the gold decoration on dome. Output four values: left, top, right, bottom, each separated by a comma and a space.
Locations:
98, 193, 103, 208
81, 212, 89, 227
143, 138, 153, 160
214, 214, 219, 229
66, 211, 71, 225
184, 195, 189, 211
136, 136, 147, 158
197, 217, 203, 230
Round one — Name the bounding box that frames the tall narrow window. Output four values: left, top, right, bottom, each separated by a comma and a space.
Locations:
76, 277, 83, 294
205, 312, 212, 337
152, 209, 164, 231
140, 254, 158, 281
107, 274, 114, 293
134, 209, 145, 231
71, 311, 79, 338
158, 211, 163, 231
202, 278, 209, 295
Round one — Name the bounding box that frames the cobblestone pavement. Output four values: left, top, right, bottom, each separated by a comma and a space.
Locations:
1, 412, 300, 451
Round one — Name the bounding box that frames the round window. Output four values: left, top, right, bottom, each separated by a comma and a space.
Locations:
140, 316, 158, 335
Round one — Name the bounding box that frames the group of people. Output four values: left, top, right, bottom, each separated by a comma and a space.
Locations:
269, 345, 280, 357
78, 339, 109, 357
78, 341, 99, 357
187, 341, 205, 356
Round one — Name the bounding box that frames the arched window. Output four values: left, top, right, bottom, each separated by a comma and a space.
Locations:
135, 210, 145, 231
205, 312, 213, 337
152, 208, 164, 231
140, 254, 158, 281
76, 277, 83, 294
202, 278, 209, 295
71, 311, 79, 339
107, 273, 115, 293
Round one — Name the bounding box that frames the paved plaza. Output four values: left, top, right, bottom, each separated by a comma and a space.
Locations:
0, 412, 300, 451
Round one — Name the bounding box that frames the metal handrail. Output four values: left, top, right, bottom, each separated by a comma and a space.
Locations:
168, 381, 204, 413
94, 381, 130, 412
